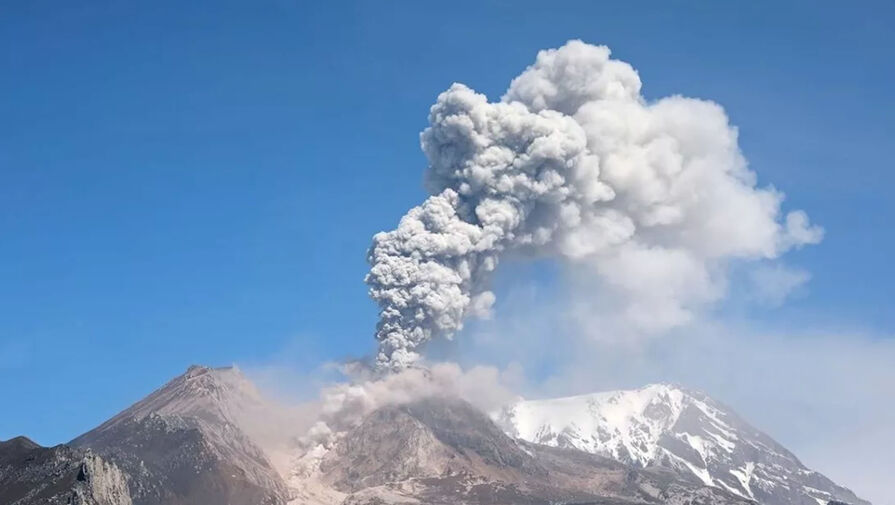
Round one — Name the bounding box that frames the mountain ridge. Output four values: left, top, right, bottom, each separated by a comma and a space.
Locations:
497, 383, 869, 505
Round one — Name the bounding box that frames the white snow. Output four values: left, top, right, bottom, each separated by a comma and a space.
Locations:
665, 450, 714, 487
729, 461, 755, 498
500, 384, 685, 466
495, 383, 861, 505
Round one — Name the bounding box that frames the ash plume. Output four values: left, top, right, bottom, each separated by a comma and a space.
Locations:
366, 40, 822, 371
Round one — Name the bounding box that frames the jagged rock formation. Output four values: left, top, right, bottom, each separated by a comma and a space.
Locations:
71, 365, 289, 505
498, 384, 869, 505
0, 436, 132, 505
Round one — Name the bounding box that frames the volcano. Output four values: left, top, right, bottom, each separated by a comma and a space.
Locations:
0, 367, 869, 505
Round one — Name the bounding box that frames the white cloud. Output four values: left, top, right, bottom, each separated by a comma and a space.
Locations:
366, 40, 822, 369
447, 283, 893, 505
748, 263, 812, 306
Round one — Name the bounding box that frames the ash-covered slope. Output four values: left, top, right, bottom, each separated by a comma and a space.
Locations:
0, 436, 132, 505
292, 396, 752, 505
497, 384, 868, 505
72, 365, 289, 505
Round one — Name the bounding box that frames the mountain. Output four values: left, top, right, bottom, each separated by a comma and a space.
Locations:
496, 384, 869, 505
293, 395, 752, 505
0, 436, 131, 505
3, 367, 870, 505
72, 365, 290, 505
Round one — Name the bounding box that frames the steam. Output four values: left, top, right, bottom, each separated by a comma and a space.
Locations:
366, 40, 822, 371
295, 362, 516, 450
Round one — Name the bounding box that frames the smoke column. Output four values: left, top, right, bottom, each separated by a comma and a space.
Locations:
366, 40, 822, 371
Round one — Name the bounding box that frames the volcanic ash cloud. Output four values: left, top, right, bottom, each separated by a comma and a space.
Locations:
366, 40, 822, 371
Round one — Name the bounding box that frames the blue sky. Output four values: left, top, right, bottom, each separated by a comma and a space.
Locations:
1, 0, 893, 453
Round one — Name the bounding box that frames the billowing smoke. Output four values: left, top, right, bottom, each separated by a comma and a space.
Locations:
366, 40, 822, 371
290, 362, 516, 473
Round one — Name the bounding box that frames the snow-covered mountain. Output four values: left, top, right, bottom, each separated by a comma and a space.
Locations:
497, 384, 869, 505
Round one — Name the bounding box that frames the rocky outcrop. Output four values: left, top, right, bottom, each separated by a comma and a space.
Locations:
0, 436, 131, 505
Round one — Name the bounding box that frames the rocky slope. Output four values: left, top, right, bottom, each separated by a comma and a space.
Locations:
71, 365, 289, 505
497, 384, 869, 505
290, 396, 753, 505
0, 436, 132, 505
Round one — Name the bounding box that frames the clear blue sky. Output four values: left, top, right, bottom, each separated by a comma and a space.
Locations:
1, 1, 892, 445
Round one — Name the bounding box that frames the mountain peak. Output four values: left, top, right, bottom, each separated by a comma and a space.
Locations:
612, 382, 708, 400
168, 364, 256, 404
0, 436, 41, 456
498, 385, 870, 505
72, 365, 290, 505
184, 363, 239, 377
497, 384, 689, 470
73, 364, 264, 444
